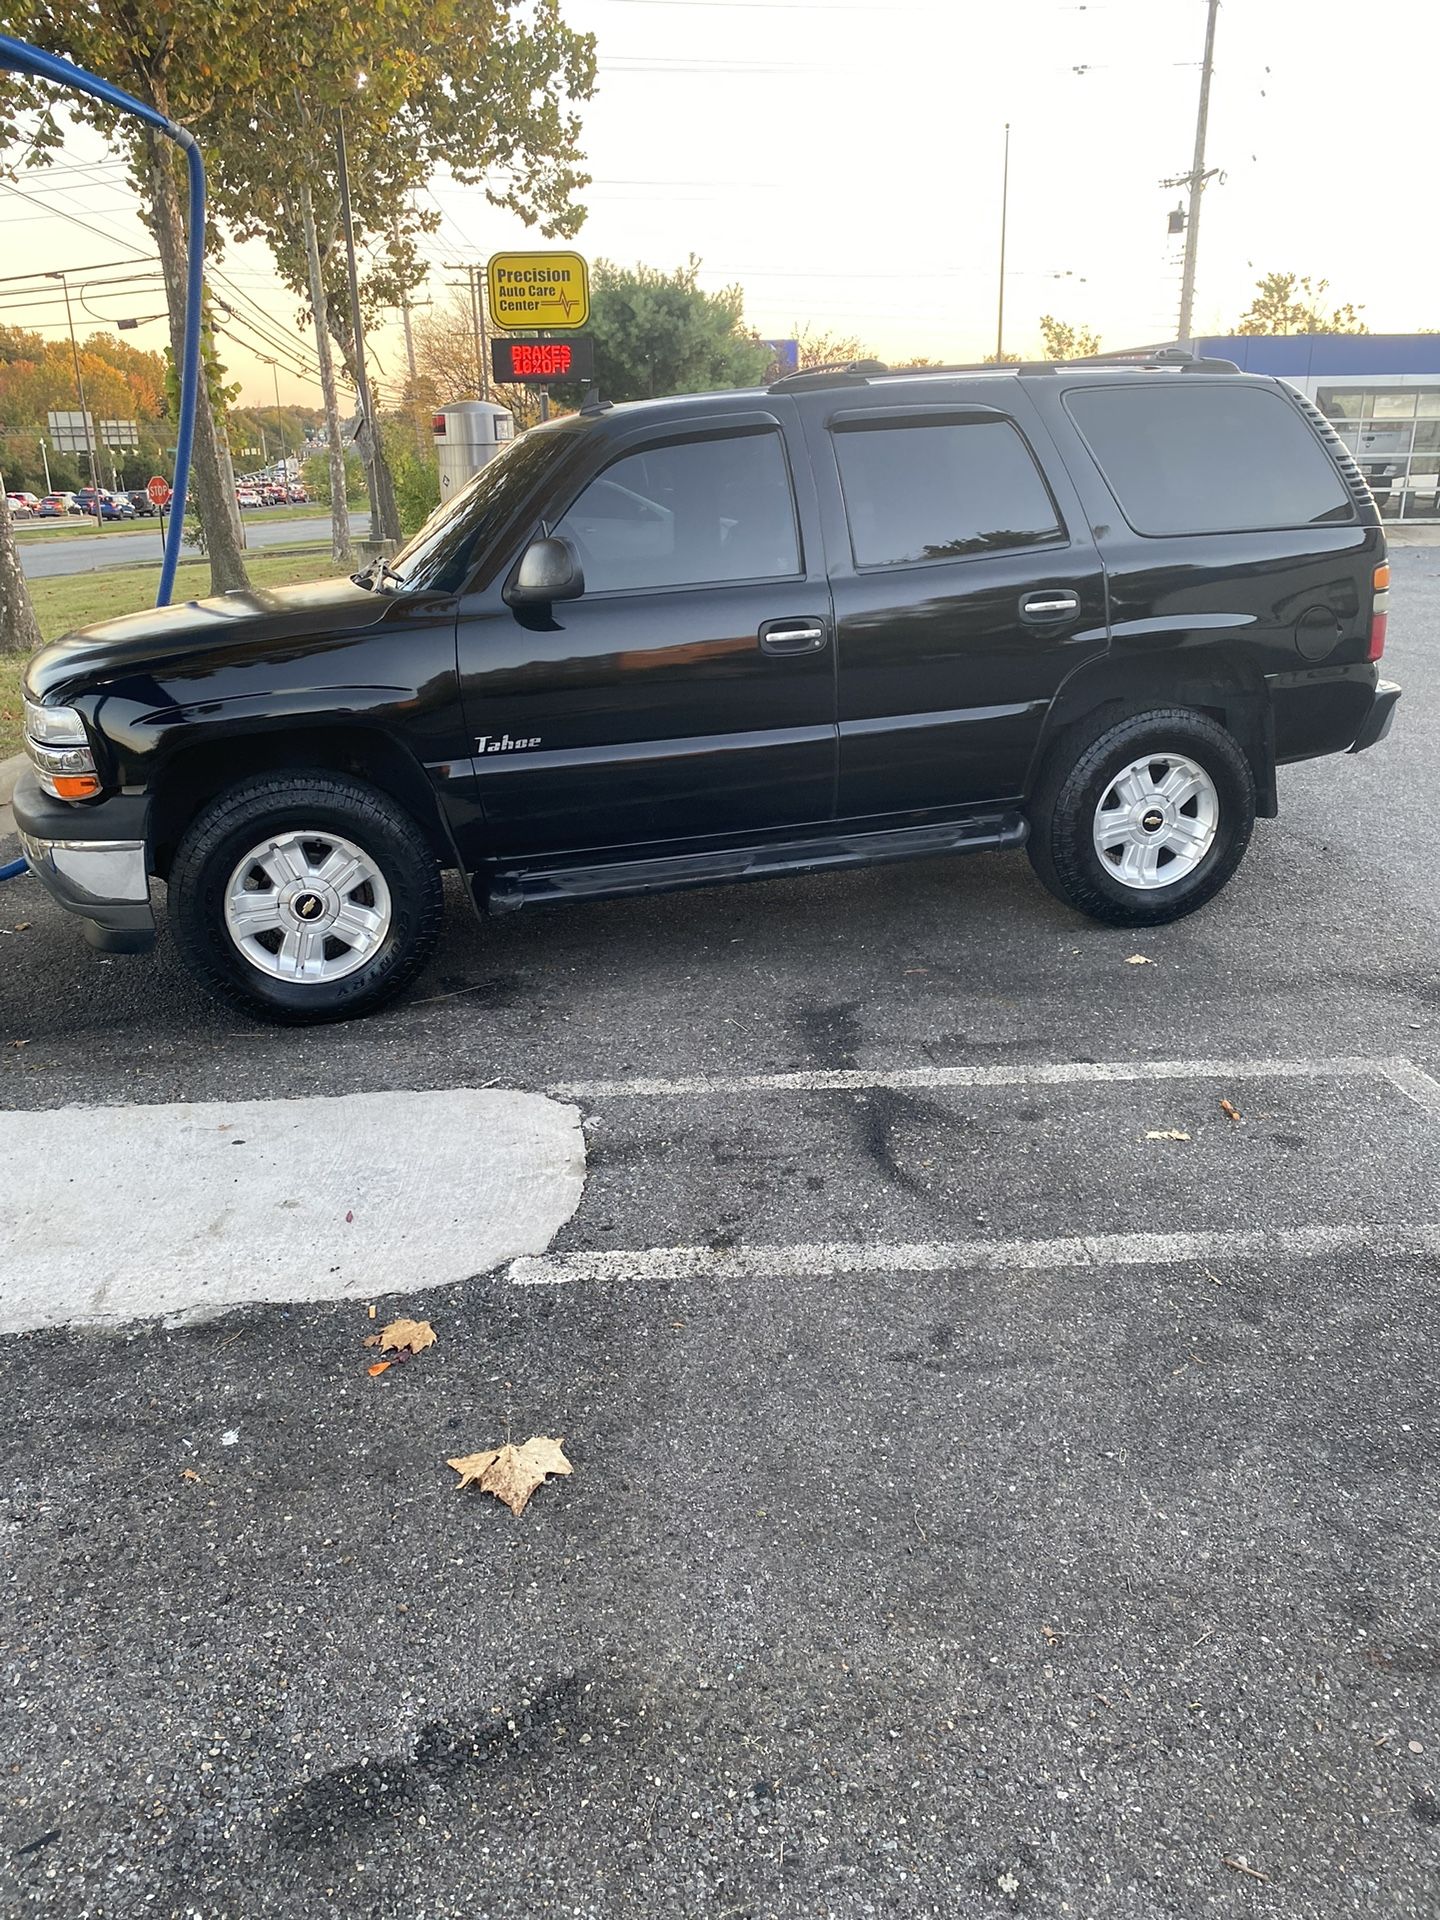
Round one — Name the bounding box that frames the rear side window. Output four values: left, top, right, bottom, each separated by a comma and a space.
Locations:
553, 429, 801, 593
832, 417, 1064, 569
1065, 382, 1353, 535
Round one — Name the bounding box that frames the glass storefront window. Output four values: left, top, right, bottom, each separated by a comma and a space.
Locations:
1318, 390, 1366, 419
1372, 391, 1418, 418
1417, 390, 1440, 417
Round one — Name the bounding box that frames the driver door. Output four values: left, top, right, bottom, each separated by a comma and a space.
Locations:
454, 406, 836, 858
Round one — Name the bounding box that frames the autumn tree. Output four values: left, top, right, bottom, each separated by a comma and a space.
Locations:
1038, 315, 1102, 360
0, 486, 41, 659
0, 4, 258, 590
203, 0, 594, 558
1236, 273, 1367, 336
788, 325, 875, 371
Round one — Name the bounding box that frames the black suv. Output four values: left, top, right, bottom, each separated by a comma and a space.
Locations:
14, 353, 1400, 1024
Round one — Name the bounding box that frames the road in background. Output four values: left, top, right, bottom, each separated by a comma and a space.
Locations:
17, 510, 368, 578
0, 549, 1436, 1917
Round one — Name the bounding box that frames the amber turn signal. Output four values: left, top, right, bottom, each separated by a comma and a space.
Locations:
49, 774, 102, 800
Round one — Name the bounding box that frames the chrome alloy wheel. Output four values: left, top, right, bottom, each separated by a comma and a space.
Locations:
1092, 752, 1220, 890
223, 829, 392, 982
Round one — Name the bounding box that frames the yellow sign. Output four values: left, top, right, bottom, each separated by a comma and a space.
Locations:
486, 252, 590, 332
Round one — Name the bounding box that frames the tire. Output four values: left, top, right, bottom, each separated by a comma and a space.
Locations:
168, 772, 444, 1024
1026, 706, 1256, 927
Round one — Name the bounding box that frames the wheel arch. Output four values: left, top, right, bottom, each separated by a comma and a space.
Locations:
147, 724, 460, 879
1029, 645, 1277, 818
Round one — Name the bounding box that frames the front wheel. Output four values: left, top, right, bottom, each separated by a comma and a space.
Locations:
168, 772, 444, 1023
1026, 706, 1256, 927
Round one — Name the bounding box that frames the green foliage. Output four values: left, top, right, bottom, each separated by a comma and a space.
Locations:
1038, 315, 1101, 360
1236, 273, 1367, 336
303, 450, 365, 507
556, 258, 770, 405
388, 450, 441, 540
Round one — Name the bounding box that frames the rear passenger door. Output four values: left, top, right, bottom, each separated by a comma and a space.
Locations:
800, 395, 1108, 819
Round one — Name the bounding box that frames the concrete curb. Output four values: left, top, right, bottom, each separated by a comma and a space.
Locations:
0, 752, 24, 808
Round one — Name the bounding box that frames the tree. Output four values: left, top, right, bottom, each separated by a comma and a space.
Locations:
983, 351, 1021, 365
1236, 273, 1367, 336
1038, 315, 1101, 360
557, 258, 769, 405
412, 297, 545, 430
788, 325, 874, 371
0, 4, 256, 591
202, 0, 594, 558
0, 486, 42, 659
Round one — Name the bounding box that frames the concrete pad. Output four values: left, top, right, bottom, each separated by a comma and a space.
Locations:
0, 1088, 585, 1333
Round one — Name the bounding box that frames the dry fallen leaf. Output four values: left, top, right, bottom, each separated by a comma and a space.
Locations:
367, 1360, 393, 1378
448, 1435, 573, 1516
1041, 1624, 1064, 1645
1125, 954, 1153, 966
181, 1468, 202, 1483
381, 1317, 437, 1355
1220, 1098, 1243, 1123
361, 1334, 382, 1349
1145, 1129, 1191, 1141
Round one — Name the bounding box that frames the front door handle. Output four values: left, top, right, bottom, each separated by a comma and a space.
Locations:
759, 617, 829, 657
1019, 589, 1081, 626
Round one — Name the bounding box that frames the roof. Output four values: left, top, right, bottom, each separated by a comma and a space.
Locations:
1197, 334, 1440, 378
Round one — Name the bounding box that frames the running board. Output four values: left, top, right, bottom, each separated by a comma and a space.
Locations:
484, 810, 1027, 914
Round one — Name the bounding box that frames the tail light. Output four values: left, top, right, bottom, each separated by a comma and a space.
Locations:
1368, 562, 1389, 661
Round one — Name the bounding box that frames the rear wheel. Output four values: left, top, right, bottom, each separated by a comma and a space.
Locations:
1026, 706, 1256, 926
168, 772, 444, 1023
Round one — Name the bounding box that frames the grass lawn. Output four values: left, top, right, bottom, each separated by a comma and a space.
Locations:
1, 547, 344, 759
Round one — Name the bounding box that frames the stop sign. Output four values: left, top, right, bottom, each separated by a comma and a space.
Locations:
147, 475, 171, 507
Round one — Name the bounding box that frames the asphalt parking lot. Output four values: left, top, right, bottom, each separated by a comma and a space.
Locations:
1, 545, 1437, 1918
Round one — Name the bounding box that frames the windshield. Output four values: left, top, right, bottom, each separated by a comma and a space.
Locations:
386, 427, 578, 593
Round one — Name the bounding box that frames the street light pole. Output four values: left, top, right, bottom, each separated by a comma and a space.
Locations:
265, 353, 284, 476
995, 123, 1011, 362
1176, 0, 1220, 350
50, 270, 102, 524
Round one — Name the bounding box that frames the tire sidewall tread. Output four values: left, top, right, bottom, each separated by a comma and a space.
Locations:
167, 772, 444, 1024
1027, 706, 1256, 927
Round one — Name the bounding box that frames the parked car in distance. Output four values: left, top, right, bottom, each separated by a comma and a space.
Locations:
126, 489, 159, 518
261, 485, 287, 507
286, 484, 309, 504
36, 493, 81, 517
6, 492, 36, 519
15, 350, 1401, 1024
235, 487, 262, 509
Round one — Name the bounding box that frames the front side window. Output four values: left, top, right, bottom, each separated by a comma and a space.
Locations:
831, 417, 1064, 569
1066, 382, 1353, 535
553, 429, 801, 593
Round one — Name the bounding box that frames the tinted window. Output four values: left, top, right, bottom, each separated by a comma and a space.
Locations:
832, 417, 1064, 569
554, 430, 800, 592
1066, 382, 1352, 534
389, 426, 573, 592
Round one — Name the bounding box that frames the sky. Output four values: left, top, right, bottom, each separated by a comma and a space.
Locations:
0, 0, 1435, 411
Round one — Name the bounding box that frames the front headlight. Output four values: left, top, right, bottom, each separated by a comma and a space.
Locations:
22, 698, 88, 746
23, 698, 100, 799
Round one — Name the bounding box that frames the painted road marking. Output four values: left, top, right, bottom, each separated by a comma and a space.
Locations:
511, 1222, 1440, 1288
0, 1089, 584, 1334
550, 1055, 1440, 1112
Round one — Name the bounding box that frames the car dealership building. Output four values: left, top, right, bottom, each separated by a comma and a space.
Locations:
1197, 334, 1440, 523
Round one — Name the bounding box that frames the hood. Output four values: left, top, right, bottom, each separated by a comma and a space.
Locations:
24, 575, 397, 703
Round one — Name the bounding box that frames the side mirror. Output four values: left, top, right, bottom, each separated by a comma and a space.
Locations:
505, 535, 584, 607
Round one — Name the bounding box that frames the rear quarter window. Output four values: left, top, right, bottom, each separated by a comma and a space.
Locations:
1065, 382, 1353, 535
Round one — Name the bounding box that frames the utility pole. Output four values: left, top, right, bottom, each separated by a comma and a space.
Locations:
334, 107, 384, 545
49, 271, 102, 526
38, 437, 51, 492
262, 353, 285, 476
995, 123, 1011, 362
1176, 0, 1221, 349
444, 262, 494, 402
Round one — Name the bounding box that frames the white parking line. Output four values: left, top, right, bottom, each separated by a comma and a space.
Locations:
0, 1089, 584, 1334
511, 1222, 1440, 1288
551, 1054, 1440, 1111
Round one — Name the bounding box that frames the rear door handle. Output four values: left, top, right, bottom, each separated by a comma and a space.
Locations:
1019, 589, 1081, 625
759, 617, 829, 657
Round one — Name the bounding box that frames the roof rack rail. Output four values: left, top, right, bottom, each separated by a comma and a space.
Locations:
768, 358, 888, 392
